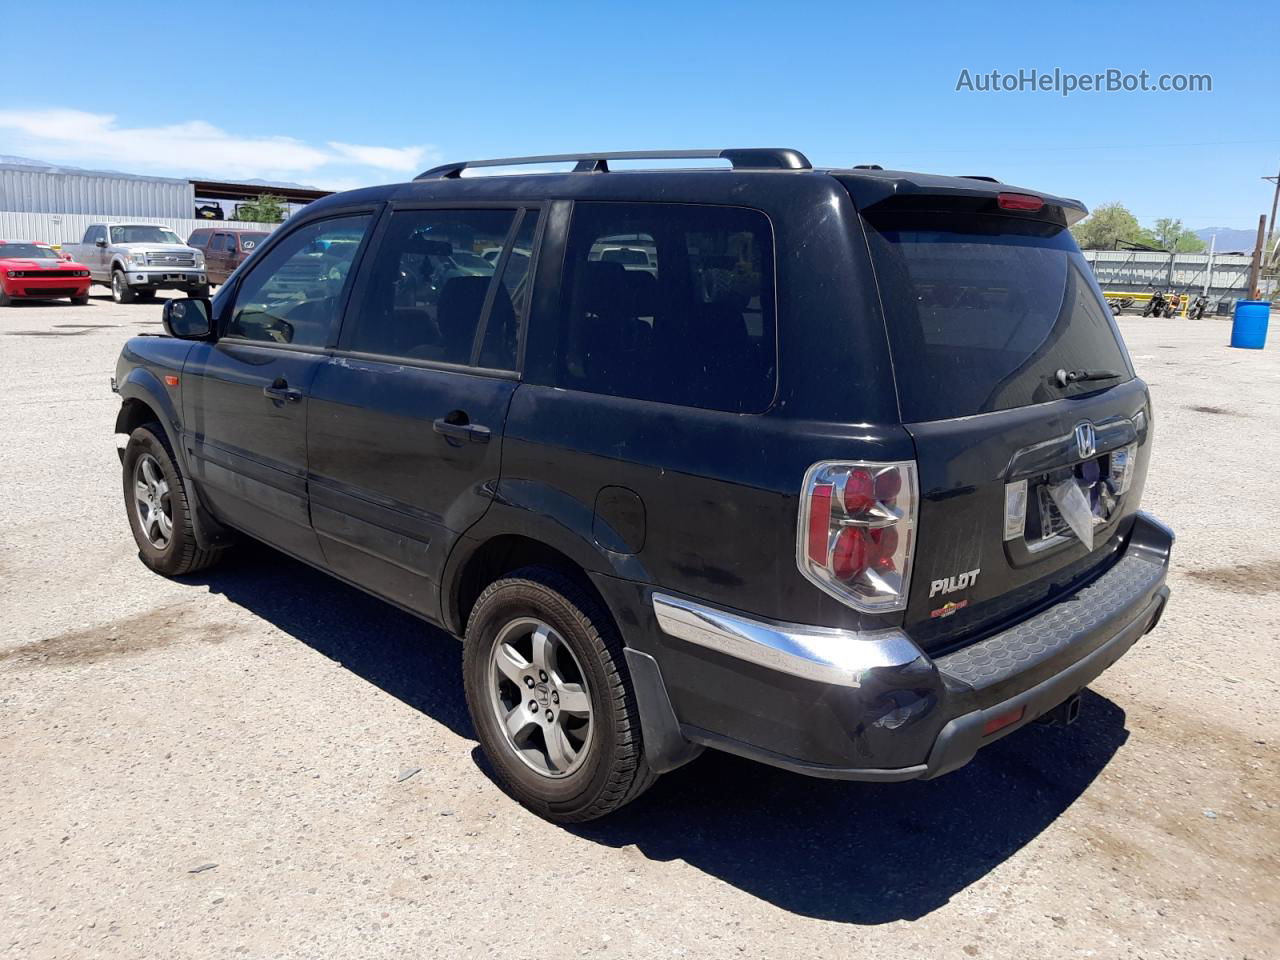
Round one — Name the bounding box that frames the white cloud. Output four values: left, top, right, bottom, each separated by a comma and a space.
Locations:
327, 141, 430, 172
0, 108, 434, 183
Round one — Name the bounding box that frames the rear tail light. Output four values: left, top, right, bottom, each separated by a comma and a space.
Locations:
798, 460, 918, 613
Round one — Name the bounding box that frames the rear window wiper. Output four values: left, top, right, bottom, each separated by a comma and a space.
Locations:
1053, 368, 1123, 387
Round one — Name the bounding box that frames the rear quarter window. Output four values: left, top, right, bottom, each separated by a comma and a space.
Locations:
556, 202, 776, 414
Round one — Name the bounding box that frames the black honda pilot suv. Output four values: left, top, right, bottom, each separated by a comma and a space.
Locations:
113, 148, 1173, 822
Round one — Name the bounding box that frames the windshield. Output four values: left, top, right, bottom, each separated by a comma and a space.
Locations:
863, 212, 1133, 422
0, 243, 60, 259
110, 226, 184, 245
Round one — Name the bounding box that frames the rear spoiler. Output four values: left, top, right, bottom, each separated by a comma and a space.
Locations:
837, 173, 1088, 227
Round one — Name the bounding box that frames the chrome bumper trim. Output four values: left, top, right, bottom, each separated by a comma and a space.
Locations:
652, 593, 923, 688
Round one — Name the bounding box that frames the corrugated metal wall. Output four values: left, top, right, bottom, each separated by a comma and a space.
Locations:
0, 166, 193, 218
1081, 249, 1254, 296
0, 212, 280, 246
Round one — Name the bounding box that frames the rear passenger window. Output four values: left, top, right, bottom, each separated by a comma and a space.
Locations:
557, 203, 775, 413
343, 209, 520, 367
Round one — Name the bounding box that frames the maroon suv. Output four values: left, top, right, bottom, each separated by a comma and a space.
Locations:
187, 228, 273, 286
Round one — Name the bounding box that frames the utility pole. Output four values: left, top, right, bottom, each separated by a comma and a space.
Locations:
1204, 233, 1214, 296
1264, 158, 1280, 298
1265, 157, 1280, 252
1247, 214, 1266, 299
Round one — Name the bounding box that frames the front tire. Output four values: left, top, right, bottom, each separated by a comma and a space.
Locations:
111, 269, 135, 304
71, 294, 89, 305
463, 567, 656, 822
122, 424, 225, 576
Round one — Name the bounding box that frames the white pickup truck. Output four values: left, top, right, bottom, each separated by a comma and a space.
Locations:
64, 223, 209, 303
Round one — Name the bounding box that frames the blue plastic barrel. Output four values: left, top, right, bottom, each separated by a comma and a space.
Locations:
1230, 300, 1270, 349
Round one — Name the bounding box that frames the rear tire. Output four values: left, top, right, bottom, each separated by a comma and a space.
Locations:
463, 566, 657, 822
122, 423, 226, 576
111, 269, 135, 304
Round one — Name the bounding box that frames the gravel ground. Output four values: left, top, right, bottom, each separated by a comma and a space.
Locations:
1, 296, 1277, 960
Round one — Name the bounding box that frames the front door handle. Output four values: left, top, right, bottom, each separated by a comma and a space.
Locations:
433, 415, 491, 443
263, 378, 302, 403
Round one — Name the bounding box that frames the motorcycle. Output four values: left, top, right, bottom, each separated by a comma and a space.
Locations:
1107, 295, 1135, 316
1187, 294, 1209, 320
1143, 290, 1169, 317
1164, 292, 1182, 318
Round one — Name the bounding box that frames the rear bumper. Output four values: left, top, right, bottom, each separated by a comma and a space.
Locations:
622, 511, 1173, 780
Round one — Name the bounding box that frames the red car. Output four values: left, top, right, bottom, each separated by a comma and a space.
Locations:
0, 241, 93, 305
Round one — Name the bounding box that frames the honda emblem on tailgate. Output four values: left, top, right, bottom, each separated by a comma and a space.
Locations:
1074, 422, 1097, 459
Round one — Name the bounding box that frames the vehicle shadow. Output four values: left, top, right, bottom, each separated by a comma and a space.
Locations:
568, 689, 1127, 924
187, 540, 472, 738
189, 541, 1129, 925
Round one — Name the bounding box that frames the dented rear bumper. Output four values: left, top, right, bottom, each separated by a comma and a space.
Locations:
615, 511, 1172, 779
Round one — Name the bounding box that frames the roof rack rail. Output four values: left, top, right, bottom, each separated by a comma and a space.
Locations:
959, 175, 1001, 183
852, 164, 883, 170
414, 148, 811, 180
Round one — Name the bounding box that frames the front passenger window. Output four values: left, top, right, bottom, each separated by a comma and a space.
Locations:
227, 216, 370, 347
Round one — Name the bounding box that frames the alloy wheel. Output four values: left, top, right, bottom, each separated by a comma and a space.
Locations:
488, 617, 593, 778
132, 453, 173, 549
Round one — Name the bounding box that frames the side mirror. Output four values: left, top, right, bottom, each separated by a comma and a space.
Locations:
95, 238, 108, 247
162, 298, 213, 340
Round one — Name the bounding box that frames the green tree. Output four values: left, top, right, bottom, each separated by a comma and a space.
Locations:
233, 194, 287, 224
1070, 202, 1143, 250
1153, 217, 1206, 253
1175, 231, 1206, 253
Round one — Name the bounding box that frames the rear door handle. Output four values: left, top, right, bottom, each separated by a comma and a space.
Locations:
263, 379, 302, 403
433, 416, 491, 443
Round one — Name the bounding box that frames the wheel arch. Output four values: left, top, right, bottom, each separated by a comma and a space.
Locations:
441, 482, 652, 637
115, 370, 180, 449
444, 533, 613, 639
114, 372, 233, 549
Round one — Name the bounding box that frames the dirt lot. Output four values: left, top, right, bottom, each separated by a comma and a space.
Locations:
1, 296, 1277, 959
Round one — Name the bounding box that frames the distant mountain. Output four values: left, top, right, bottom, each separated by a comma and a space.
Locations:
0, 154, 59, 168
238, 177, 320, 190
1194, 227, 1260, 254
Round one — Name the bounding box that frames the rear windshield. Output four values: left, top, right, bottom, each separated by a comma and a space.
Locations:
863, 212, 1132, 422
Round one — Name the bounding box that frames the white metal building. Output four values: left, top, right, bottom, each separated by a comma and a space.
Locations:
0, 160, 329, 245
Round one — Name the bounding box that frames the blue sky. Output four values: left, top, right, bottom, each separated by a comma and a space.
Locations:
3, 0, 1276, 229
